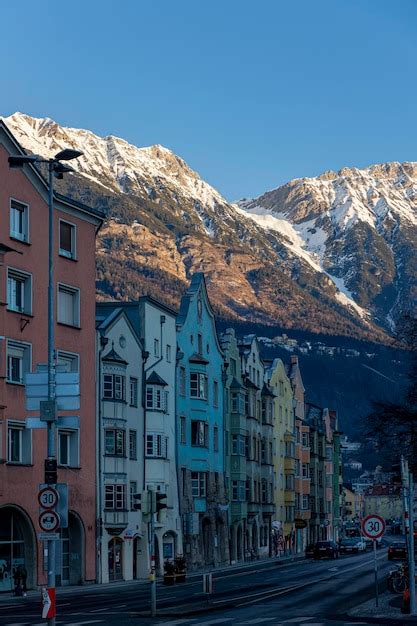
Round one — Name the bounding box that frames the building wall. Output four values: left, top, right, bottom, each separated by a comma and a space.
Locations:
364, 495, 403, 519
0, 133, 102, 591
176, 275, 228, 569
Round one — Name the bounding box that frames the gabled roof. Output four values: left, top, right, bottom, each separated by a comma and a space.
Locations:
146, 371, 168, 386
244, 377, 259, 391
96, 307, 142, 348
230, 376, 243, 390
103, 346, 128, 365
262, 383, 276, 397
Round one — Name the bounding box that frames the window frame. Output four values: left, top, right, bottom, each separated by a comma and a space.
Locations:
57, 428, 79, 467
58, 218, 77, 260
129, 377, 138, 407
7, 267, 32, 315
7, 420, 32, 465
9, 197, 29, 243
57, 349, 79, 373
105, 428, 126, 457
190, 371, 208, 400
104, 484, 126, 510
191, 471, 207, 498
57, 282, 80, 328
6, 339, 31, 385
191, 420, 209, 448
129, 429, 137, 460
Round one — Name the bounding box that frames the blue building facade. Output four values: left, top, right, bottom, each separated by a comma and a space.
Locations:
176, 274, 229, 569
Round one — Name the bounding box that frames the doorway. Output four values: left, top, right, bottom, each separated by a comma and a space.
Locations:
108, 538, 123, 581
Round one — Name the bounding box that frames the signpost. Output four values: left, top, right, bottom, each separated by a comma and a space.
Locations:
361, 514, 386, 607
39, 510, 60, 533
203, 572, 213, 603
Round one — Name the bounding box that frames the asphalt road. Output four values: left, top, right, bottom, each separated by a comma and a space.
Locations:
0, 547, 396, 626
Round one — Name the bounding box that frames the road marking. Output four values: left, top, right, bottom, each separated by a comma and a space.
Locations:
200, 617, 234, 626
282, 620, 315, 623
242, 619, 276, 624
65, 621, 105, 626
90, 608, 108, 612
156, 621, 197, 626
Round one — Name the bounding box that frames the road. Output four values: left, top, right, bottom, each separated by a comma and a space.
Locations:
0, 547, 396, 626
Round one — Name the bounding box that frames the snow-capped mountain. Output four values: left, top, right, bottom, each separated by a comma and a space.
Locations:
239, 164, 417, 330
3, 112, 413, 341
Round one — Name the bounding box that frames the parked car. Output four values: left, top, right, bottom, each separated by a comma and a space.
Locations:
388, 541, 407, 561
313, 541, 339, 559
305, 544, 315, 558
339, 537, 366, 554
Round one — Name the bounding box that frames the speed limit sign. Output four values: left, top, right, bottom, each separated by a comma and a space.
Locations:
38, 487, 59, 510
361, 514, 386, 539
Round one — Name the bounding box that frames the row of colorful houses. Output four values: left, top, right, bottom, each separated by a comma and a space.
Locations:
0, 120, 343, 590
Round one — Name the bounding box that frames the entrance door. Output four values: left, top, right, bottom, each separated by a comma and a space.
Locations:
61, 528, 70, 585
0, 509, 30, 592
108, 538, 123, 581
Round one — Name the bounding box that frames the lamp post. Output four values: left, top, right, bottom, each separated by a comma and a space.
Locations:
9, 149, 82, 626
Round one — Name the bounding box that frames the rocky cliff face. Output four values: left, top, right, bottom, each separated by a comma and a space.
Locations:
4, 112, 414, 342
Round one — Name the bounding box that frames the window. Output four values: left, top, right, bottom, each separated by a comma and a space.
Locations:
105, 429, 125, 456
7, 340, 31, 384
230, 358, 237, 376
302, 494, 309, 510
261, 439, 266, 463
213, 381, 219, 407
146, 433, 168, 458
285, 506, 294, 522
103, 374, 126, 401
7, 268, 32, 314
180, 416, 186, 444
295, 459, 300, 476
285, 474, 294, 490
262, 480, 267, 503
59, 220, 76, 259
285, 441, 295, 457
302, 432, 309, 447
130, 377, 138, 407
57, 283, 80, 327
57, 350, 79, 373
232, 434, 246, 455
279, 380, 284, 395
129, 430, 137, 460
58, 429, 79, 466
302, 463, 309, 478
197, 333, 203, 355
191, 471, 206, 497
154, 339, 159, 357
146, 385, 166, 411
179, 367, 186, 396
190, 372, 208, 399
130, 481, 137, 511
166, 344, 171, 362
213, 426, 219, 452
191, 420, 208, 447
232, 480, 245, 502
105, 484, 126, 510
7, 422, 31, 464
10, 199, 29, 242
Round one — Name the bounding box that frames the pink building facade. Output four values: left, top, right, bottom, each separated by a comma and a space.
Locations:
0, 122, 104, 590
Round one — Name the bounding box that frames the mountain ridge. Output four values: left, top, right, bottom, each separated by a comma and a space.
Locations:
3, 112, 414, 343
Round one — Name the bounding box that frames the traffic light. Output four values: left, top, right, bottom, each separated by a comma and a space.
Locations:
44, 459, 57, 485
133, 492, 149, 515
156, 492, 167, 513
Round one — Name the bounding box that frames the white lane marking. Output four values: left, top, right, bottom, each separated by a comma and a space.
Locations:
283, 619, 315, 623
65, 621, 105, 626
242, 619, 277, 624
199, 617, 234, 626
156, 621, 197, 626
89, 608, 108, 613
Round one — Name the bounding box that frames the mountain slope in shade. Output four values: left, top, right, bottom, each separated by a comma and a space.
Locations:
1, 112, 398, 342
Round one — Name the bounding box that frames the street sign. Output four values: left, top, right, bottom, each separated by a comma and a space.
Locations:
41, 587, 56, 619
38, 532, 60, 541
27, 415, 80, 430
39, 510, 60, 532
39, 483, 69, 528
361, 515, 386, 540
38, 487, 59, 509
25, 370, 80, 411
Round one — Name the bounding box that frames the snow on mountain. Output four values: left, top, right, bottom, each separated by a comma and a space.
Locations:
3, 111, 411, 337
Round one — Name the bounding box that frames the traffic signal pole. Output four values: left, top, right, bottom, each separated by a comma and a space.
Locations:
409, 473, 416, 615
47, 160, 57, 626
149, 489, 156, 617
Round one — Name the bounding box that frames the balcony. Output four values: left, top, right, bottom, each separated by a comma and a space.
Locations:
103, 510, 128, 534
261, 502, 275, 515
247, 501, 261, 516
284, 457, 295, 473
284, 489, 295, 505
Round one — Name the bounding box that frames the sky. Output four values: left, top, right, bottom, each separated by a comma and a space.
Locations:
2, 0, 417, 200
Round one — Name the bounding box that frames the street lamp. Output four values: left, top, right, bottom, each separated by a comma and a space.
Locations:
8, 149, 83, 626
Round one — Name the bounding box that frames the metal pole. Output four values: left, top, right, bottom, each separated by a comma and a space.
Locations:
47, 160, 57, 626
373, 539, 378, 607
149, 489, 156, 617
409, 473, 416, 615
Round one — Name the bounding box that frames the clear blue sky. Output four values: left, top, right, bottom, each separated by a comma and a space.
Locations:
2, 0, 416, 200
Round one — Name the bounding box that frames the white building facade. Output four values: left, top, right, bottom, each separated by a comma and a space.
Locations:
96, 308, 148, 583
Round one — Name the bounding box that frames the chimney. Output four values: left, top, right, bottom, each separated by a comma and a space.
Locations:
291, 355, 298, 365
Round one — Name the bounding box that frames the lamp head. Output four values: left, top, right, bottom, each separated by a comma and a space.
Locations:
54, 148, 83, 161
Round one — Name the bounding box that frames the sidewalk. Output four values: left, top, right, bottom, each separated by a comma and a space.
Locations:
347, 590, 417, 623
0, 552, 305, 603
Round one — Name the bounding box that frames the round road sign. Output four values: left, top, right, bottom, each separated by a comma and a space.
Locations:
38, 487, 59, 510
361, 514, 385, 540
39, 510, 60, 532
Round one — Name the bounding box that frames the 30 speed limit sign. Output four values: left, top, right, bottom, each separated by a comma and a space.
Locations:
38, 487, 59, 510
361, 514, 386, 540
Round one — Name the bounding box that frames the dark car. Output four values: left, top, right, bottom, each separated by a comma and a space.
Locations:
314, 540, 339, 560
305, 543, 315, 558
388, 541, 407, 561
